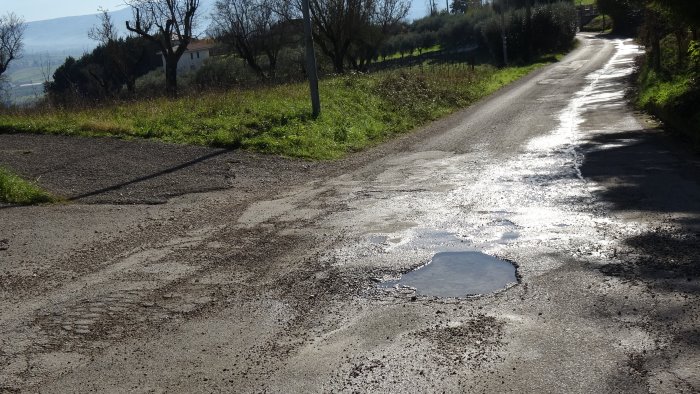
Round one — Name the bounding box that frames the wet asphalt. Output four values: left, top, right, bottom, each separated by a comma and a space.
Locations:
1, 34, 699, 392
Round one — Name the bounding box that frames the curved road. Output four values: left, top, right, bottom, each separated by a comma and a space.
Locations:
1, 35, 699, 392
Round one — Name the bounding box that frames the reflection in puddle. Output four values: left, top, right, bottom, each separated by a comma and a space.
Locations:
369, 235, 389, 244
380, 252, 518, 297
500, 231, 520, 241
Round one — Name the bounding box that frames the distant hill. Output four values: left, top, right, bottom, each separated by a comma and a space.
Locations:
23, 8, 132, 54
23, 1, 216, 54
5, 2, 216, 105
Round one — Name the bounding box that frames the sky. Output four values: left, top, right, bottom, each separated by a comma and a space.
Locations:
0, 0, 441, 23
0, 0, 127, 22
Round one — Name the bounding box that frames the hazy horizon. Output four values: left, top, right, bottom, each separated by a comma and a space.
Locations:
1, 0, 435, 23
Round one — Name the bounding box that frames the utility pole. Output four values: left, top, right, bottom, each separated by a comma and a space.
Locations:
302, 0, 321, 118
500, 0, 508, 66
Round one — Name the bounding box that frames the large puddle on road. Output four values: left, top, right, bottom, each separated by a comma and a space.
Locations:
379, 252, 518, 297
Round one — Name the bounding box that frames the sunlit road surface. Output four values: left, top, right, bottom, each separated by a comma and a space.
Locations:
3, 35, 700, 392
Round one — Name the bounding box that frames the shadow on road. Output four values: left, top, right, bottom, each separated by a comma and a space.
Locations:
67, 149, 231, 202
579, 128, 700, 287
580, 128, 700, 217
580, 128, 700, 391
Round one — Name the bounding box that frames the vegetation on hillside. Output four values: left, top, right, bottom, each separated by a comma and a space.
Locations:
0, 61, 552, 160
35, 1, 578, 105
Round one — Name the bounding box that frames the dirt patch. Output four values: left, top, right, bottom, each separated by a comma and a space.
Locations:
417, 313, 504, 368
0, 133, 316, 205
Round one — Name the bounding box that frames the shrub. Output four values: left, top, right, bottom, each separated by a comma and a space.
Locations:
135, 68, 196, 98
194, 55, 250, 89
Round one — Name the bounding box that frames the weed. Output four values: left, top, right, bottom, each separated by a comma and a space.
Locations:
0, 167, 60, 205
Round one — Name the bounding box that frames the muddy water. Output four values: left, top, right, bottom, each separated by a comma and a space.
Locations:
380, 252, 518, 297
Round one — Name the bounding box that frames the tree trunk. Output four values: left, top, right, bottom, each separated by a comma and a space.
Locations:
501, 12, 508, 66
333, 54, 345, 73
165, 57, 178, 98
525, 0, 532, 62
266, 51, 277, 80
675, 30, 685, 67
126, 77, 136, 94
652, 34, 661, 71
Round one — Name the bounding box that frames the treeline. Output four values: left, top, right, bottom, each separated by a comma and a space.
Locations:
389, 1, 577, 64
46, 37, 161, 105
43, 0, 578, 106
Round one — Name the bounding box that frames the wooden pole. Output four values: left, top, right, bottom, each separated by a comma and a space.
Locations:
302, 0, 321, 118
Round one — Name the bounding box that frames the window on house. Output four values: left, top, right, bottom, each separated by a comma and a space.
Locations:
190, 53, 194, 60
197, 51, 200, 59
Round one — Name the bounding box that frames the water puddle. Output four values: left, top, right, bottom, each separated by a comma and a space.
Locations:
369, 235, 389, 244
500, 231, 520, 242
380, 252, 518, 297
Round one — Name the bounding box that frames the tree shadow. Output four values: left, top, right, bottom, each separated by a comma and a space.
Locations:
580, 128, 700, 217
67, 149, 232, 202
579, 128, 700, 289
0, 134, 242, 207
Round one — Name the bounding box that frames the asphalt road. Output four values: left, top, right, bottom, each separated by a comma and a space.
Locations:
1, 34, 699, 393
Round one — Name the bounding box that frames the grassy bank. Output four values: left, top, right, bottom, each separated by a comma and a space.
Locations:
636, 44, 700, 148
0, 167, 59, 205
0, 61, 552, 160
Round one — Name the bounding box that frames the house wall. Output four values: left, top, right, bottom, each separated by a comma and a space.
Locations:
161, 49, 211, 74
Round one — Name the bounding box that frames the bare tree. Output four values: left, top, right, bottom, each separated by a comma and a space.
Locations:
350, 0, 409, 70
125, 0, 200, 97
0, 13, 26, 79
309, 0, 409, 73
88, 8, 118, 46
210, 0, 294, 80
375, 0, 410, 29
427, 0, 438, 16
309, 0, 370, 73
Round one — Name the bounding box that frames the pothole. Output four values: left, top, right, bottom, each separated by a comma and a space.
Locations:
379, 252, 518, 297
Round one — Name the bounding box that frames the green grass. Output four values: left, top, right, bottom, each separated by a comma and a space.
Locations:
582, 14, 612, 33
383, 45, 443, 61
0, 167, 60, 205
637, 65, 700, 147
0, 60, 555, 160
637, 70, 690, 108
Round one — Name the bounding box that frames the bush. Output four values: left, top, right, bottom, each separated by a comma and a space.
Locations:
194, 55, 252, 89
135, 68, 196, 98
438, 13, 478, 49
690, 40, 700, 68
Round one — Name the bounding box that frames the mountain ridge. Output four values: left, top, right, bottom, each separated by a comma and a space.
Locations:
22, 1, 216, 54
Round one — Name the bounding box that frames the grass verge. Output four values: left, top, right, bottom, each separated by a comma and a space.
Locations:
637, 66, 700, 148
0, 167, 60, 205
581, 14, 613, 33
0, 59, 556, 160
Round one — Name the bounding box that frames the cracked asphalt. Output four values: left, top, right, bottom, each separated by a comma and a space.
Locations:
1, 34, 699, 393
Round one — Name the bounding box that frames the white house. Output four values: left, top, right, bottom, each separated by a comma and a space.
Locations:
160, 41, 216, 74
